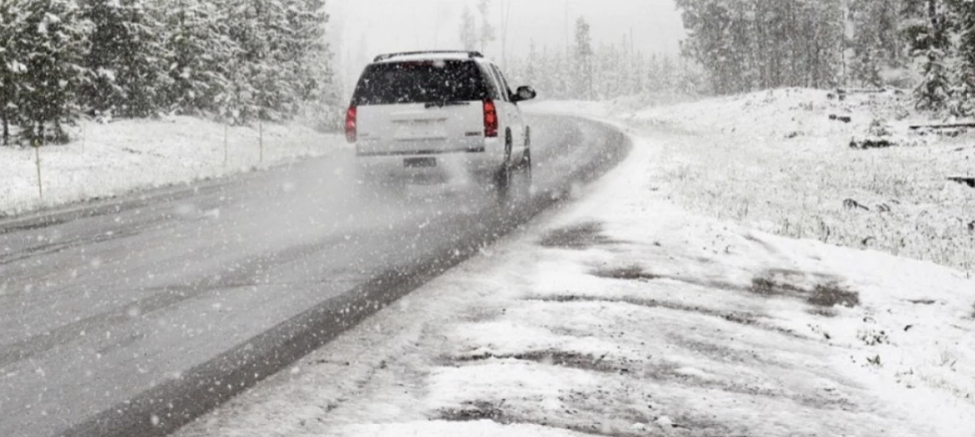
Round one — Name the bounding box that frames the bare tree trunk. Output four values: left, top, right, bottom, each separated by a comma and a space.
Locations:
1, 108, 8, 147
54, 119, 67, 144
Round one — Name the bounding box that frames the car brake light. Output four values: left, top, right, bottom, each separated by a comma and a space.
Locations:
483, 99, 498, 138
345, 106, 357, 143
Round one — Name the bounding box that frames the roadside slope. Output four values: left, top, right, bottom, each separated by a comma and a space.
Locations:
629, 88, 975, 272
0, 116, 343, 218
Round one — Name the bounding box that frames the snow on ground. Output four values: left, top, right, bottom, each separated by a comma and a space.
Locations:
175, 97, 975, 437
524, 100, 611, 118
627, 88, 975, 272
0, 116, 344, 217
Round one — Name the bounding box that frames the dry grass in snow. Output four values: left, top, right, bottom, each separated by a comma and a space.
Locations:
629, 88, 975, 273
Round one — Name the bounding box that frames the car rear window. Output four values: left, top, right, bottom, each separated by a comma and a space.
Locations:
352, 60, 491, 106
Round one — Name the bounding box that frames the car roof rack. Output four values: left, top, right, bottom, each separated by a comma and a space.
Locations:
373, 50, 484, 62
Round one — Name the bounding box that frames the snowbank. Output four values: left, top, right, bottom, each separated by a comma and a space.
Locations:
0, 116, 344, 218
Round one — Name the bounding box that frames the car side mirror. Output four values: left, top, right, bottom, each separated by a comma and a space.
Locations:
513, 86, 537, 102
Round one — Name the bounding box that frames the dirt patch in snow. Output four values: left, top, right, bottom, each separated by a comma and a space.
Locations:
807, 283, 860, 308
748, 271, 859, 309
438, 400, 510, 423
538, 222, 620, 249
452, 351, 632, 374
749, 276, 807, 297
525, 295, 801, 338
674, 337, 786, 368
590, 265, 660, 281
436, 409, 650, 437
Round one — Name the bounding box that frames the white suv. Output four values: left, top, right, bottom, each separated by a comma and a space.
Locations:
345, 51, 537, 196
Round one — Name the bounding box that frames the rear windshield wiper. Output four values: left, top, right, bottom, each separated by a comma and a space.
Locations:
424, 101, 471, 109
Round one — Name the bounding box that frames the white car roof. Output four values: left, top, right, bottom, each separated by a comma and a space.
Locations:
372, 51, 491, 65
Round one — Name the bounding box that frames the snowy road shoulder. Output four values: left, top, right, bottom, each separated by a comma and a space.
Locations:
0, 116, 344, 218
174, 116, 975, 437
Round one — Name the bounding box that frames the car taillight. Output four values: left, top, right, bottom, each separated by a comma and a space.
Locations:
483, 99, 498, 138
345, 106, 357, 143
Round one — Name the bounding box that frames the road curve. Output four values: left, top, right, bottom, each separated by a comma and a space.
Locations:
0, 114, 631, 437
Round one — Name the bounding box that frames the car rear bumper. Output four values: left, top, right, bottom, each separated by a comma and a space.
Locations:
355, 139, 504, 183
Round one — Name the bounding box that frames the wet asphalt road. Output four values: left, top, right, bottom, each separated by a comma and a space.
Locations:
0, 114, 630, 437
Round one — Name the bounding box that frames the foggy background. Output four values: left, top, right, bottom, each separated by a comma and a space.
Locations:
328, 0, 685, 93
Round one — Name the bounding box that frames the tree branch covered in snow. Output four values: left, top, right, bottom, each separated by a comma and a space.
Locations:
0, 0, 336, 146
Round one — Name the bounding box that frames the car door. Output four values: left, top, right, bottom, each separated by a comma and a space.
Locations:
487, 64, 525, 153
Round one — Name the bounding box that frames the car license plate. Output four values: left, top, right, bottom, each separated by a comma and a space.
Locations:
404, 157, 437, 168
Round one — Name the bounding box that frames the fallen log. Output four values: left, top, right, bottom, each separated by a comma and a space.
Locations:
850, 137, 897, 149
836, 88, 888, 95
947, 176, 975, 188
908, 122, 975, 131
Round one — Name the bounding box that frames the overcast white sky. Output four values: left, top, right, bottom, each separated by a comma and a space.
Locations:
328, 0, 685, 87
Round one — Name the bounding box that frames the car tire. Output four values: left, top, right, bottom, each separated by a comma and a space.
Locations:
516, 128, 533, 199
494, 128, 534, 204
494, 129, 515, 194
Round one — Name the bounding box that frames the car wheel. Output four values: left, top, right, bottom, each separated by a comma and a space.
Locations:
515, 131, 533, 200
493, 129, 515, 197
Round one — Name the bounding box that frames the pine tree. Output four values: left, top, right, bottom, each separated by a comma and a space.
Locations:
155, 0, 233, 115
850, 46, 883, 88
534, 46, 554, 98
646, 53, 661, 93
676, 0, 846, 94
80, 0, 166, 118
250, 0, 294, 122
904, 0, 952, 111
0, 0, 31, 145
523, 39, 539, 88
476, 0, 495, 52
289, 0, 337, 128
574, 17, 593, 100
915, 46, 952, 111
17, 0, 91, 144
549, 48, 571, 99
946, 0, 975, 114
1, 0, 334, 141
662, 54, 678, 92
459, 6, 477, 51
810, 0, 845, 89
631, 51, 645, 95
675, 0, 740, 94
215, 0, 332, 125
